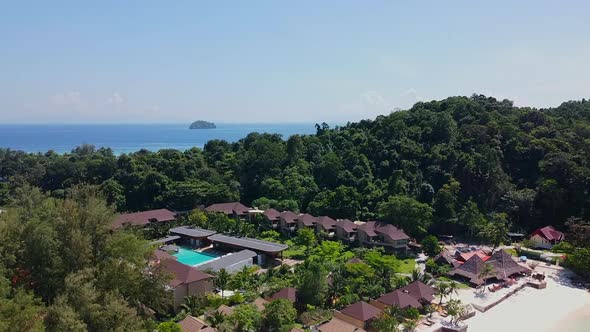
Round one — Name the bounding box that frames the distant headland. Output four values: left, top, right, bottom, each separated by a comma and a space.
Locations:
189, 120, 216, 129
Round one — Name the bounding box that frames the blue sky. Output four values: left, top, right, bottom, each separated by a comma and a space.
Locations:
1, 1, 589, 123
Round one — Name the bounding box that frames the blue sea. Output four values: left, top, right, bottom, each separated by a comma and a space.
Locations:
0, 123, 319, 154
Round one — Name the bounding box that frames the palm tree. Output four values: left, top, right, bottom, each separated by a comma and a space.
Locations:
181, 295, 204, 316
404, 318, 418, 332
215, 268, 231, 297
435, 282, 450, 305
407, 269, 434, 285
424, 304, 436, 319
205, 311, 225, 328
447, 281, 459, 300
478, 263, 494, 293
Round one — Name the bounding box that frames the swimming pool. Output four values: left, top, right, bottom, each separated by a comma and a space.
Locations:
173, 247, 219, 266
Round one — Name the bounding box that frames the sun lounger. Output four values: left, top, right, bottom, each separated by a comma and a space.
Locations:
423, 320, 434, 326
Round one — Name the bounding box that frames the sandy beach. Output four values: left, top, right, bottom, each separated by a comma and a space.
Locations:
465, 266, 590, 332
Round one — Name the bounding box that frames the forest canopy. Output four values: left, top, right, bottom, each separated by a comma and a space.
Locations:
2, 95, 590, 236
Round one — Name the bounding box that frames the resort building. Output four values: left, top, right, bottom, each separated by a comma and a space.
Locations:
169, 226, 217, 248
398, 281, 435, 305
112, 208, 176, 230
371, 289, 422, 310
448, 249, 530, 286
356, 222, 410, 251
318, 317, 366, 332
208, 234, 288, 265
205, 202, 251, 219
262, 208, 281, 230
296, 213, 318, 230
454, 250, 490, 263
434, 250, 461, 268
269, 287, 297, 303
335, 219, 359, 244
196, 249, 257, 274
315, 216, 337, 238
279, 211, 299, 236
530, 225, 565, 249
252, 297, 269, 311
334, 301, 382, 330
177, 315, 215, 332
159, 258, 214, 310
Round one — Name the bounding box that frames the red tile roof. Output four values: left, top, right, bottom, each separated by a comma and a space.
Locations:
205, 202, 251, 215
270, 287, 297, 302
160, 259, 213, 288
456, 251, 490, 263
112, 209, 175, 229
340, 301, 382, 322
532, 226, 564, 242
376, 289, 422, 309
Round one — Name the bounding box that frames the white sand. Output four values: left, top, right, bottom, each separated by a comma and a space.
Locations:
466, 267, 590, 332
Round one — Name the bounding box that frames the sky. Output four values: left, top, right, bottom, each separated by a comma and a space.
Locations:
1, 1, 589, 123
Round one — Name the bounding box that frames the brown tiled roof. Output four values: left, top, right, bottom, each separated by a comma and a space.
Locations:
488, 249, 531, 279
358, 222, 409, 241
533, 225, 564, 241
216, 304, 234, 316
299, 213, 318, 226
375, 223, 409, 241
279, 211, 299, 224
270, 287, 297, 302
346, 257, 364, 264
316, 216, 337, 230
263, 208, 281, 221
399, 281, 435, 303
336, 219, 358, 233
319, 318, 366, 332
340, 301, 382, 322
151, 249, 177, 262
456, 250, 490, 262
448, 254, 487, 285
177, 315, 208, 332
434, 250, 460, 267
112, 209, 175, 229
252, 297, 269, 311
376, 289, 422, 309
160, 259, 213, 288
205, 202, 251, 215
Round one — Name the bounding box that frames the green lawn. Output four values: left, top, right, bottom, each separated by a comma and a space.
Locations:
283, 245, 306, 259
397, 258, 417, 273
437, 276, 471, 289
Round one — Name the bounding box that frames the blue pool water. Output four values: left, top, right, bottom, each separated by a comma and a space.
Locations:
173, 247, 219, 266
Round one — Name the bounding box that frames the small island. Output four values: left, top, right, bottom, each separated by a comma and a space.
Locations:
189, 120, 216, 129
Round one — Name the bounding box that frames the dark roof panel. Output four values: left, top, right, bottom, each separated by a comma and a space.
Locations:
196, 250, 257, 272
170, 226, 217, 238
208, 234, 288, 253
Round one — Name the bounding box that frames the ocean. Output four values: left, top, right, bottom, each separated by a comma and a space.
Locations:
0, 123, 320, 154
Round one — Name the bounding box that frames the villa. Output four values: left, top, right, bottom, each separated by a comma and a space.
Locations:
177, 315, 215, 332
530, 225, 564, 249
356, 221, 410, 252
398, 281, 435, 305
371, 289, 422, 310
315, 216, 337, 238
318, 317, 366, 332
159, 258, 214, 310
448, 249, 531, 286
112, 208, 176, 230
269, 287, 297, 303
279, 211, 299, 236
296, 213, 318, 230
205, 202, 251, 220
262, 208, 281, 230
334, 301, 382, 330
335, 219, 359, 244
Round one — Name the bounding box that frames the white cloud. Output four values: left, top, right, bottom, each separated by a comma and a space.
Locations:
361, 90, 390, 108
51, 91, 82, 106
106, 92, 125, 105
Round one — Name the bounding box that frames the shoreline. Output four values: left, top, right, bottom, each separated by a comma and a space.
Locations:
548, 302, 590, 332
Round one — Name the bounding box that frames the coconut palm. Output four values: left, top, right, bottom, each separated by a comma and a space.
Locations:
424, 304, 436, 319
205, 311, 226, 328
404, 318, 418, 332
447, 281, 459, 300
478, 263, 494, 293
181, 295, 205, 316
407, 269, 434, 285
215, 268, 231, 297
435, 282, 450, 305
